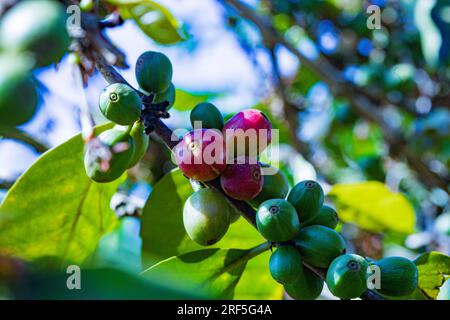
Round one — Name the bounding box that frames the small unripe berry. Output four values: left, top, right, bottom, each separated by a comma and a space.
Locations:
374, 256, 418, 297
183, 188, 230, 246
294, 225, 346, 268
115, 122, 149, 168
284, 264, 324, 300
223, 109, 272, 158
135, 51, 173, 93
174, 129, 226, 182
220, 157, 263, 201
326, 254, 369, 299
287, 180, 324, 222
99, 83, 142, 125
302, 205, 339, 229
249, 164, 289, 208
269, 245, 303, 284
153, 83, 176, 109
190, 102, 224, 130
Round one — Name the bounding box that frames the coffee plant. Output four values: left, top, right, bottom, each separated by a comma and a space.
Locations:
0, 0, 449, 301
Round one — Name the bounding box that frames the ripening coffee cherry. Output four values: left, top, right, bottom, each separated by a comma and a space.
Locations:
326, 254, 369, 299
190, 102, 224, 130
302, 205, 339, 229
294, 225, 346, 268
249, 164, 289, 208
220, 157, 263, 201
115, 122, 149, 168
256, 199, 300, 242
174, 129, 226, 182
84, 128, 135, 183
223, 109, 272, 158
183, 188, 230, 246
437, 278, 450, 300
0, 0, 70, 68
135, 51, 173, 93
0, 56, 38, 126
284, 264, 324, 300
269, 245, 303, 284
287, 180, 324, 222
153, 83, 176, 109
99, 83, 142, 125
373, 256, 418, 297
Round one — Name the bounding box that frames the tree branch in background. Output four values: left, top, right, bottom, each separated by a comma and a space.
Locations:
220, 0, 449, 194
0, 126, 49, 153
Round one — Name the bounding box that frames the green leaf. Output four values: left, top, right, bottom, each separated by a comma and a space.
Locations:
0, 124, 123, 267
106, 0, 184, 44
172, 89, 220, 112
415, 251, 450, 299
329, 181, 416, 234
141, 169, 282, 299
142, 243, 270, 299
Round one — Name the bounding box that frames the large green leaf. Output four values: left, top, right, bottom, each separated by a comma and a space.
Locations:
142, 243, 270, 299
141, 169, 282, 299
172, 89, 220, 112
0, 124, 123, 267
415, 251, 450, 299
329, 181, 416, 234
106, 0, 184, 44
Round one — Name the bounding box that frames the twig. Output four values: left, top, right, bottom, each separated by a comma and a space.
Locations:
0, 126, 49, 153
93, 56, 384, 300
220, 0, 449, 194
0, 179, 15, 189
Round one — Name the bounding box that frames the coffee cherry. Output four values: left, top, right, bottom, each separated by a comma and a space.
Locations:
294, 225, 346, 268
135, 51, 173, 93
435, 212, 450, 236
326, 254, 369, 299
183, 188, 230, 246
373, 256, 418, 297
256, 199, 300, 242
84, 128, 135, 183
220, 157, 263, 201
437, 278, 450, 300
229, 206, 241, 223
249, 164, 289, 208
302, 205, 339, 229
287, 180, 324, 222
174, 129, 226, 182
153, 83, 176, 109
190, 102, 224, 130
269, 245, 303, 284
0, 56, 38, 126
223, 109, 272, 158
114, 122, 149, 168
284, 264, 324, 300
99, 83, 142, 125
0, 0, 70, 68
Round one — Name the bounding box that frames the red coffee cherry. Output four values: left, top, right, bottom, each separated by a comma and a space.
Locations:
174, 129, 226, 182
220, 157, 263, 200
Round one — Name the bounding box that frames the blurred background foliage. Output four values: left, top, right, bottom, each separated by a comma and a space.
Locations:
0, 0, 449, 299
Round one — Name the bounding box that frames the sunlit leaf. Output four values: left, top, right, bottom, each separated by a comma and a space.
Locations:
415, 251, 450, 299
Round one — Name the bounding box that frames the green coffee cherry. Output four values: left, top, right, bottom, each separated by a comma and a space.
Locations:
302, 205, 339, 229
183, 188, 230, 246
284, 264, 324, 300
287, 180, 324, 222
99, 83, 142, 125
326, 254, 369, 299
135, 51, 173, 93
229, 206, 241, 224
115, 122, 149, 168
153, 83, 176, 109
0, 55, 38, 126
0, 0, 70, 68
249, 165, 289, 208
84, 128, 135, 183
437, 278, 450, 300
294, 225, 346, 268
190, 102, 224, 130
374, 256, 418, 297
269, 245, 303, 284
256, 199, 300, 242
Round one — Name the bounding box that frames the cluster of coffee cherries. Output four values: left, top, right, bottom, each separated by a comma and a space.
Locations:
84, 51, 174, 182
